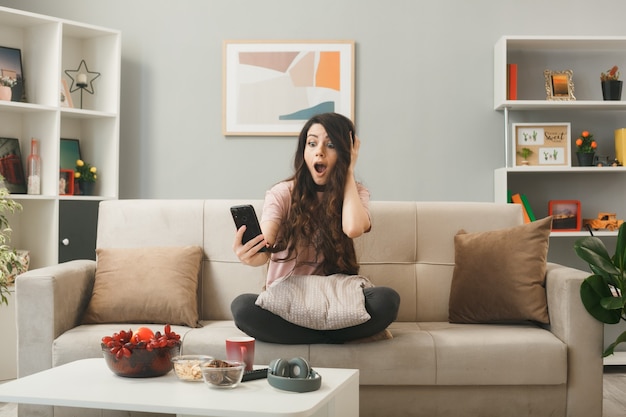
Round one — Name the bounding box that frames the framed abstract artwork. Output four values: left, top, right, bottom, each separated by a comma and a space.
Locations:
223, 40, 355, 136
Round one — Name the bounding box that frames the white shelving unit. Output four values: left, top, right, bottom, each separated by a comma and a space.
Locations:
494, 36, 626, 362
0, 6, 121, 269
493, 36, 626, 233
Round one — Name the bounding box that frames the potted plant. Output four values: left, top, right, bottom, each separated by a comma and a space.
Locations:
74, 159, 98, 196
516, 147, 533, 165
601, 65, 622, 101
575, 130, 597, 166
0, 177, 28, 306
574, 223, 626, 357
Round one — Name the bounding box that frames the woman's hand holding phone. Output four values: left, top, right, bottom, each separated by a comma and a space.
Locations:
233, 225, 269, 266
231, 205, 269, 266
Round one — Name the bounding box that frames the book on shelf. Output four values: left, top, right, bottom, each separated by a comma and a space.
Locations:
510, 192, 536, 223
519, 194, 536, 222
507, 63, 518, 100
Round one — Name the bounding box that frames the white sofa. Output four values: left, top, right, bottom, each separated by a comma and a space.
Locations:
16, 199, 603, 417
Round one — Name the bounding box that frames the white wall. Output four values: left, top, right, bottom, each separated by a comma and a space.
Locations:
4, 0, 622, 203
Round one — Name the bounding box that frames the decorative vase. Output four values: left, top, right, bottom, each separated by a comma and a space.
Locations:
0, 86, 11, 101
601, 80, 623, 101
576, 152, 596, 167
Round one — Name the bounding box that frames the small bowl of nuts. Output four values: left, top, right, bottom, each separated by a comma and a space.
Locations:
171, 355, 214, 382
201, 359, 245, 389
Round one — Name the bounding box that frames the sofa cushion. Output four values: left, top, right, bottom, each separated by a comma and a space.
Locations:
448, 216, 551, 324
82, 246, 203, 327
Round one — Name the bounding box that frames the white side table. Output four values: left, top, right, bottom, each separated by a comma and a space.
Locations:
0, 286, 16, 381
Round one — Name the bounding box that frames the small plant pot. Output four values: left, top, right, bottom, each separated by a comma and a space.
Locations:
602, 80, 623, 101
576, 152, 596, 167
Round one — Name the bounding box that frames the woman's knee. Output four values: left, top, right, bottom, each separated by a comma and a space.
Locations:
230, 293, 258, 320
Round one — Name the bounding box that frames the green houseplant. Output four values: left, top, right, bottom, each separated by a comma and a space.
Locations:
0, 177, 27, 305
74, 159, 98, 196
574, 223, 626, 356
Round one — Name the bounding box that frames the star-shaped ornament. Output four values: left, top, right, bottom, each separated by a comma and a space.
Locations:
65, 60, 101, 94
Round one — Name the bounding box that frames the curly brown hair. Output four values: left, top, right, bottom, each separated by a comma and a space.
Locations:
272, 113, 359, 275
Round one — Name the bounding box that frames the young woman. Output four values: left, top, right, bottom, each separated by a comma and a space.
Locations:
231, 112, 400, 344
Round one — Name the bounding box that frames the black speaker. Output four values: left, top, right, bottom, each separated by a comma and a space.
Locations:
267, 357, 322, 392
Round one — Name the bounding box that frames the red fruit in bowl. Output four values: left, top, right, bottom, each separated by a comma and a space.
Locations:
130, 327, 155, 344
101, 325, 181, 378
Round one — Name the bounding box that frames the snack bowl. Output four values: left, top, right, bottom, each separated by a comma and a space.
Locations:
200, 359, 245, 389
171, 355, 214, 382
102, 344, 180, 378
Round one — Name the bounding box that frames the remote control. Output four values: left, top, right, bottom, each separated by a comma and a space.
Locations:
242, 368, 268, 382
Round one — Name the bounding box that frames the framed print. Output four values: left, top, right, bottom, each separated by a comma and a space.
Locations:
549, 200, 581, 231
59, 169, 74, 196
60, 79, 73, 108
512, 123, 571, 168
544, 69, 575, 101
60, 138, 81, 170
223, 40, 355, 136
0, 137, 26, 194
0, 46, 25, 102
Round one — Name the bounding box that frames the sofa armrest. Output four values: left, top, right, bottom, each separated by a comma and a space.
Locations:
545, 262, 603, 417
15, 260, 96, 378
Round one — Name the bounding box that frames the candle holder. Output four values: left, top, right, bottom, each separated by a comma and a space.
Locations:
64, 59, 100, 109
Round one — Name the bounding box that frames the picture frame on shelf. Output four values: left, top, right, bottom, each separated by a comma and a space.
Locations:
60, 138, 81, 170
549, 200, 581, 231
60, 79, 73, 108
0, 46, 25, 102
0, 137, 26, 194
59, 169, 74, 196
512, 123, 571, 168
544, 69, 575, 101
60, 138, 81, 195
223, 40, 355, 136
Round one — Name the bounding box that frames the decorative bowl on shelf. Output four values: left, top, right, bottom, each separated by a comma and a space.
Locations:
102, 343, 180, 378
171, 355, 214, 382
200, 359, 244, 389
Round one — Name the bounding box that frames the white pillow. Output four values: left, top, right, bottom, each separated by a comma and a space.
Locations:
255, 274, 373, 330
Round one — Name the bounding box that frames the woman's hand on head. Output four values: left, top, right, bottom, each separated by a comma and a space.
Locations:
233, 225, 269, 266
349, 133, 361, 173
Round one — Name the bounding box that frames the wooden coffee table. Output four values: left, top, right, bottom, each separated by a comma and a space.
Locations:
0, 358, 358, 417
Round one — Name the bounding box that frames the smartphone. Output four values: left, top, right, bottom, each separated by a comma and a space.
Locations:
230, 204, 267, 252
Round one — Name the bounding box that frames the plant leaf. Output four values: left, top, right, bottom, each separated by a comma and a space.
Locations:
600, 295, 626, 310
603, 330, 626, 357
574, 236, 621, 276
580, 276, 622, 324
